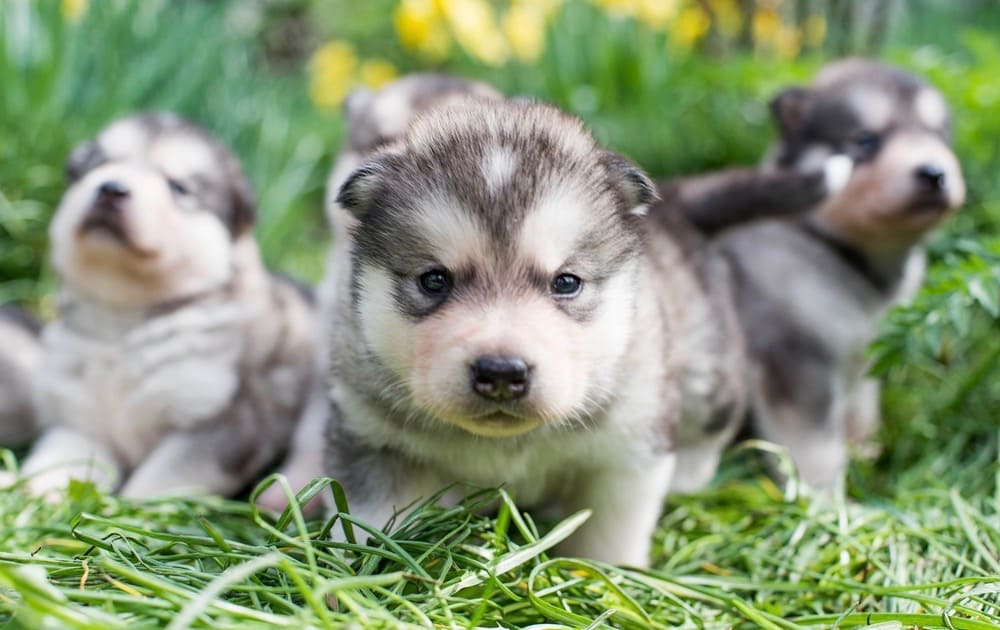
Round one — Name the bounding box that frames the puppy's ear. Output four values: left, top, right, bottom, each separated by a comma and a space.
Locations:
65, 140, 105, 182
343, 88, 375, 123
600, 151, 659, 216
770, 87, 810, 136
228, 171, 257, 235
335, 159, 392, 219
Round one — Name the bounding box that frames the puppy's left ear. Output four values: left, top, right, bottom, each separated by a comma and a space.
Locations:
336, 155, 398, 219
65, 140, 105, 182
600, 151, 659, 216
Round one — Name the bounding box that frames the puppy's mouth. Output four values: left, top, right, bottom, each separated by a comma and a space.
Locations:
906, 190, 953, 215
453, 408, 542, 438
78, 205, 156, 258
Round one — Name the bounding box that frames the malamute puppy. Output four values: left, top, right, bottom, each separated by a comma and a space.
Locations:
719, 59, 965, 486
323, 98, 746, 565
17, 113, 317, 498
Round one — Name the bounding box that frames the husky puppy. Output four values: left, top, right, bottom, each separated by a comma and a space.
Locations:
322, 97, 746, 566
718, 59, 965, 486
260, 74, 501, 512
18, 113, 316, 498
0, 306, 43, 445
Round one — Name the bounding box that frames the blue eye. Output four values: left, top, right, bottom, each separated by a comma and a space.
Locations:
419, 269, 452, 296
552, 274, 582, 297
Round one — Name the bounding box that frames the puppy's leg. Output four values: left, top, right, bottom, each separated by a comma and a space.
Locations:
16, 426, 121, 498
257, 384, 330, 514
845, 377, 881, 458
558, 454, 675, 567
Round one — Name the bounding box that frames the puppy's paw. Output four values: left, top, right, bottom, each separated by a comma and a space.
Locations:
823, 154, 854, 196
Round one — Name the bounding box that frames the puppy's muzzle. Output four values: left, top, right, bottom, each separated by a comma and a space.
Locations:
470, 356, 530, 401
80, 180, 130, 237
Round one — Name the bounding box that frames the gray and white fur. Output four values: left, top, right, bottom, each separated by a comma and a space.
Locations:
321, 97, 746, 566
717, 59, 964, 486
0, 306, 43, 445
17, 113, 317, 499
261, 74, 501, 513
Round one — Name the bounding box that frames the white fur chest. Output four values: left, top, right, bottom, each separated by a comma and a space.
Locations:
38, 301, 248, 466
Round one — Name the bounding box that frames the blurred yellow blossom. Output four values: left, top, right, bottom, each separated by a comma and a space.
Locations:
751, 6, 780, 46
774, 24, 801, 59
309, 41, 358, 109
669, 5, 710, 50
503, 3, 547, 62
61, 0, 87, 22
636, 0, 679, 31
440, 0, 509, 66
803, 14, 826, 48
395, 0, 451, 61
710, 0, 742, 38
359, 59, 399, 89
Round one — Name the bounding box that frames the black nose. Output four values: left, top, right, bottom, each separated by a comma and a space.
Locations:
915, 165, 946, 191
97, 180, 130, 203
471, 356, 530, 401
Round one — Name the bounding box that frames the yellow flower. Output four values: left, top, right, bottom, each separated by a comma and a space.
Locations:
309, 41, 358, 110
710, 0, 742, 38
669, 6, 710, 50
774, 24, 801, 59
751, 6, 780, 46
592, 0, 638, 18
359, 59, 399, 89
803, 14, 826, 48
61, 0, 87, 22
395, 0, 451, 60
636, 0, 679, 31
440, 0, 509, 66
503, 3, 546, 63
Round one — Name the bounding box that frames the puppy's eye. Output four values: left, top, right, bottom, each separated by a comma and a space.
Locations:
551, 273, 583, 297
167, 178, 189, 196
418, 269, 452, 296
851, 132, 881, 156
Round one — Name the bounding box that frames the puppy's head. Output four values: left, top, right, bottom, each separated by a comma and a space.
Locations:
770, 59, 964, 250
337, 99, 655, 438
51, 113, 255, 309
343, 74, 501, 156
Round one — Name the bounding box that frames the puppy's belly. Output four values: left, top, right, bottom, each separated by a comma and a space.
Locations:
41, 324, 241, 467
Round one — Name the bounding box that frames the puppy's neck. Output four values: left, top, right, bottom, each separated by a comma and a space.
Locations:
57, 235, 265, 337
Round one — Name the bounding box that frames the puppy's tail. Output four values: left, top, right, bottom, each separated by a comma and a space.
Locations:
655, 156, 852, 237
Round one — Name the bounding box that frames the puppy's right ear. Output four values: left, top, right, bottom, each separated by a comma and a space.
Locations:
770, 87, 810, 136
343, 88, 375, 122
335, 160, 388, 218
65, 140, 105, 182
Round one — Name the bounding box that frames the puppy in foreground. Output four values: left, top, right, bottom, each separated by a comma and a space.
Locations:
260, 74, 500, 512
323, 98, 747, 565
0, 306, 43, 446
17, 114, 316, 498
717, 59, 965, 486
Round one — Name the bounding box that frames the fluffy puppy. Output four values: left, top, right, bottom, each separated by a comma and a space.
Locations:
18, 113, 316, 498
0, 306, 43, 445
261, 74, 501, 512
322, 98, 746, 566
718, 59, 965, 486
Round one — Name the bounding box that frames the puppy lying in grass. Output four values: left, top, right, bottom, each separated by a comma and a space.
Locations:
15, 113, 317, 499
320, 96, 749, 566
0, 306, 42, 446
707, 59, 964, 487
260, 74, 501, 513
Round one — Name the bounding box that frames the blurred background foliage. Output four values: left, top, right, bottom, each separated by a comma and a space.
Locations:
0, 0, 997, 494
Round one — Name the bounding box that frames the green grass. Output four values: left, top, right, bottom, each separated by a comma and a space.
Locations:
2, 1, 999, 627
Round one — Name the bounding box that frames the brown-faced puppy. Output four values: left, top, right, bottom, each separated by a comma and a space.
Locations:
260, 74, 502, 513
18, 113, 317, 498
322, 98, 746, 566
0, 306, 42, 445
718, 59, 965, 486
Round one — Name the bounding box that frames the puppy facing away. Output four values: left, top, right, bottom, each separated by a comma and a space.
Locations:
17, 113, 317, 498
717, 59, 965, 486
0, 306, 43, 446
321, 97, 747, 566
260, 74, 501, 512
